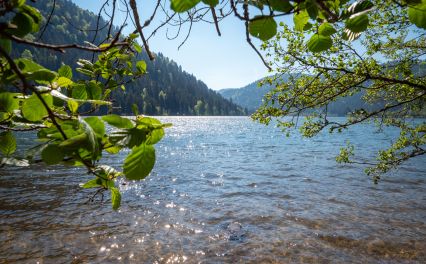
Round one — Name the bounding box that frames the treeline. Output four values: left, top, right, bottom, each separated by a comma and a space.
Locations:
11, 0, 246, 116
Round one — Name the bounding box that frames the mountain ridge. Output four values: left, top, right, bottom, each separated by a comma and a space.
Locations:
218, 77, 373, 116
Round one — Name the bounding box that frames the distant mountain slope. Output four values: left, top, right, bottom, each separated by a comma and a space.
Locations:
12, 0, 245, 116
219, 77, 373, 116
220, 65, 426, 116
220, 78, 425, 116
219, 80, 271, 113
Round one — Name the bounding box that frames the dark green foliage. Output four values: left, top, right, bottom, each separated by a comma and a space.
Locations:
112, 53, 246, 116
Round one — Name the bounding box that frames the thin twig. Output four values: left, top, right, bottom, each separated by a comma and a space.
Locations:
37, 0, 56, 41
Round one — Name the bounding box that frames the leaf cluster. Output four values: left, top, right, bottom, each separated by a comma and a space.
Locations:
253, 0, 426, 182
170, 0, 426, 54
0, 1, 170, 209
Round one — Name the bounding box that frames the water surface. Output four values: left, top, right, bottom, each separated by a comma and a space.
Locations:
1, 117, 425, 263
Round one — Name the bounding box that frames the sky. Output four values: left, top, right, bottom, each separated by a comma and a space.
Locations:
71, 0, 274, 90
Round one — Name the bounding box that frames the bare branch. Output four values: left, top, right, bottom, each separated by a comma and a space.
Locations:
211, 7, 222, 36
37, 0, 56, 41
3, 28, 127, 53
242, 2, 271, 70
129, 0, 155, 60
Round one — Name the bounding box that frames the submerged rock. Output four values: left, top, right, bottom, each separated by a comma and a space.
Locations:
226, 222, 245, 241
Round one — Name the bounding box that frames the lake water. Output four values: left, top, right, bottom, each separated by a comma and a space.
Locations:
0, 116, 425, 263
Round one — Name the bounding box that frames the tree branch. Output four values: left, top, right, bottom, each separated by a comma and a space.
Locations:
3, 29, 127, 53
242, 2, 272, 70
129, 0, 155, 60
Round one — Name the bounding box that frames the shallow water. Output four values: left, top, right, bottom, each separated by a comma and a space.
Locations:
1, 116, 425, 263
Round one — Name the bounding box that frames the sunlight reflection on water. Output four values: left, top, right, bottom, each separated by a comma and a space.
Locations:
0, 117, 425, 263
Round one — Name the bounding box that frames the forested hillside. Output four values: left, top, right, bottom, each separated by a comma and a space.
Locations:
220, 80, 272, 113
220, 74, 426, 116
11, 0, 245, 115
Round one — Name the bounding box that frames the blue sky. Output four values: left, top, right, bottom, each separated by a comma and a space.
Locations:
71, 0, 274, 90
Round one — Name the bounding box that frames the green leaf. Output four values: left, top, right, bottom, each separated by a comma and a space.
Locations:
136, 116, 165, 144
58, 133, 88, 149
10, 12, 33, 37
202, 0, 218, 6
136, 60, 147, 74
0, 92, 19, 113
0, 113, 9, 122
20, 4, 42, 26
51, 90, 111, 106
22, 93, 53, 122
118, 128, 148, 148
294, 10, 310, 31
303, 22, 313, 31
41, 144, 64, 165
136, 116, 163, 128
38, 120, 81, 140
249, 0, 265, 9
408, 1, 426, 29
110, 187, 121, 210
26, 69, 57, 82
131, 104, 139, 116
307, 34, 333, 53
147, 128, 164, 145
171, 0, 201, 12
55, 77, 73, 87
84, 116, 105, 138
268, 0, 293, 12
123, 144, 155, 180
0, 131, 16, 156
102, 115, 134, 129
105, 145, 122, 154
11, 0, 26, 8
99, 43, 111, 49
86, 81, 102, 100
0, 38, 12, 54
76, 68, 93, 77
318, 22, 337, 36
71, 84, 88, 100
345, 14, 369, 33
103, 89, 111, 100
137, 117, 164, 145
58, 65, 73, 79
248, 16, 277, 41
68, 100, 78, 114
79, 117, 99, 158
306, 0, 318, 19
81, 178, 102, 189
16, 58, 44, 73
133, 42, 142, 53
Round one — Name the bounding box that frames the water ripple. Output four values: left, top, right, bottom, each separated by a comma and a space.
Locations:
0, 117, 425, 263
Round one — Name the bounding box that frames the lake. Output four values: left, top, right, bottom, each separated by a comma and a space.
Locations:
0, 116, 425, 263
